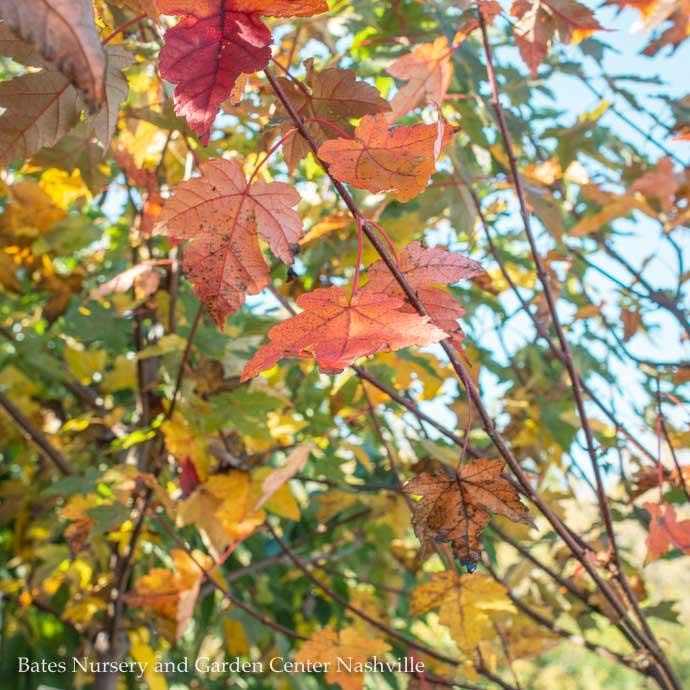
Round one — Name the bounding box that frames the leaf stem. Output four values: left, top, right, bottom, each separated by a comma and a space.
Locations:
101, 14, 147, 45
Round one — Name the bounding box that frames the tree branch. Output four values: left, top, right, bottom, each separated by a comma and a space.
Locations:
0, 392, 74, 475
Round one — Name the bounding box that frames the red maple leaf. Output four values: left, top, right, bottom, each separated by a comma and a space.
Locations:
364, 241, 484, 349
644, 501, 690, 563
154, 158, 303, 326
241, 286, 447, 380
158, 0, 327, 144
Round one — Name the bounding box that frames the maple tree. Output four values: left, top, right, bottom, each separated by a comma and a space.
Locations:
0, 2, 689, 690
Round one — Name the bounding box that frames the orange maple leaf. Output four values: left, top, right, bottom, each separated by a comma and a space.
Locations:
386, 36, 455, 121
644, 502, 690, 563
404, 459, 531, 567
295, 626, 391, 690
365, 241, 484, 349
277, 59, 390, 170
126, 549, 211, 640
155, 158, 303, 326
241, 285, 446, 380
318, 114, 452, 202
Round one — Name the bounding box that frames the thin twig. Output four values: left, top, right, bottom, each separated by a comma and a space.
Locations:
0, 393, 74, 475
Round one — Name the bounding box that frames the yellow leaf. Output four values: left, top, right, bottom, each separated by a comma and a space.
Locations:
268, 411, 308, 442
0, 179, 65, 237
0, 251, 22, 292
161, 411, 211, 480
253, 442, 313, 514
224, 616, 250, 656
411, 572, 515, 651
63, 595, 107, 624
486, 264, 536, 292
117, 120, 168, 168
340, 441, 373, 472
179, 472, 265, 555
65, 346, 107, 384
349, 589, 390, 636
137, 333, 187, 359
129, 628, 168, 690
294, 626, 391, 690
316, 490, 359, 523
522, 158, 562, 186
0, 365, 39, 397
369, 351, 446, 401
59, 494, 101, 522
574, 303, 601, 319
39, 168, 91, 209
101, 355, 137, 392
261, 479, 300, 520
367, 492, 409, 536
212, 472, 266, 541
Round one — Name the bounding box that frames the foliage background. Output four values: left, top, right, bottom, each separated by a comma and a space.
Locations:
0, 1, 689, 690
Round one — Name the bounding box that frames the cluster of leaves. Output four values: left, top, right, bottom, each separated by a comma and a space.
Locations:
0, 2, 689, 690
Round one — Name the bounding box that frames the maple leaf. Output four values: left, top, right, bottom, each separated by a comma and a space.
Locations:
318, 114, 452, 202
179, 472, 266, 555
411, 571, 515, 650
630, 156, 679, 211
644, 502, 690, 563
154, 158, 303, 326
511, 0, 602, 76
569, 184, 656, 236
254, 442, 313, 511
294, 626, 391, 690
240, 286, 447, 380
636, 1, 690, 55
366, 241, 484, 293
162, 409, 213, 483
59, 494, 102, 553
0, 21, 43, 66
85, 46, 134, 151
277, 59, 390, 170
0, 70, 81, 167
0, 0, 106, 107
31, 127, 109, 193
90, 263, 161, 301
365, 241, 485, 349
0, 41, 131, 168
126, 549, 212, 641
158, 0, 328, 144
403, 459, 531, 566
386, 36, 454, 121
